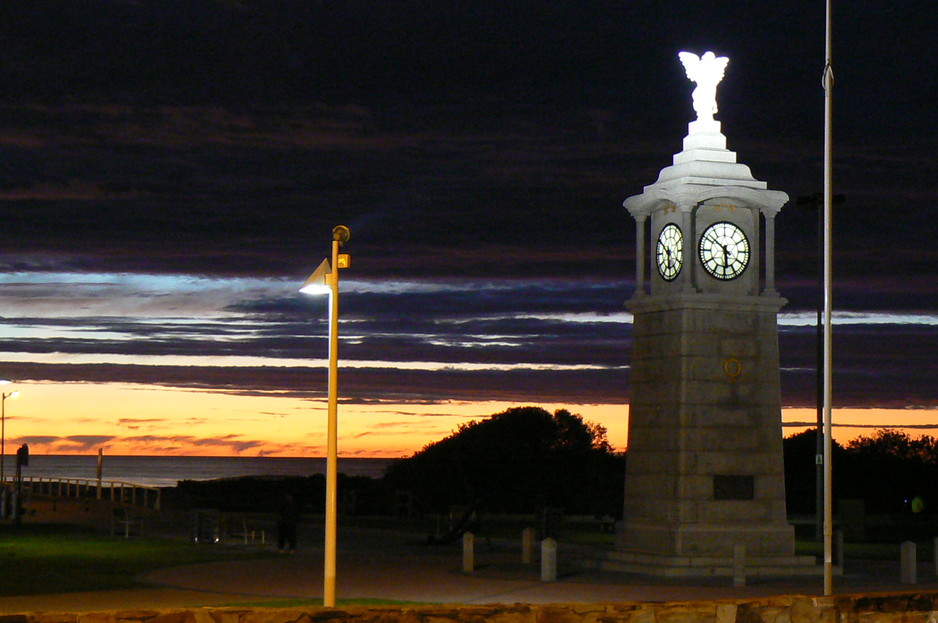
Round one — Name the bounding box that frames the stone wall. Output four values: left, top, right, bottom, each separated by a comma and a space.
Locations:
6, 592, 938, 623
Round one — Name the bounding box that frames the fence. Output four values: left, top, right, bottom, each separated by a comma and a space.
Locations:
9, 476, 162, 511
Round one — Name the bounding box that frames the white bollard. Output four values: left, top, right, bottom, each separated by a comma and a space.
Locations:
732, 544, 746, 587
834, 530, 845, 568
900, 540, 916, 584
934, 537, 938, 577
541, 537, 557, 582
462, 531, 475, 573
522, 527, 536, 565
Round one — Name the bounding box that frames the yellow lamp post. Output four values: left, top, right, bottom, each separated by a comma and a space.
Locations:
300, 225, 350, 608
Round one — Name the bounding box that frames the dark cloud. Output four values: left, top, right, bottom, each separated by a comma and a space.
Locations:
0, 0, 934, 435
11, 435, 116, 452
117, 418, 167, 430
14, 436, 60, 446
64, 435, 116, 451
1, 270, 935, 410
785, 421, 938, 431
191, 436, 264, 453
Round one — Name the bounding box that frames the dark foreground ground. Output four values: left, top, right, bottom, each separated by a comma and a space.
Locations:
1, 495, 937, 612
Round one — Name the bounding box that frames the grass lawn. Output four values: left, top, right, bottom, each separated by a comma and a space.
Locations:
0, 518, 924, 600
0, 524, 274, 597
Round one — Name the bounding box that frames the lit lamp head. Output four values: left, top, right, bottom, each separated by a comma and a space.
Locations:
299, 258, 333, 296
299, 225, 351, 296
0, 379, 14, 398
0, 379, 17, 400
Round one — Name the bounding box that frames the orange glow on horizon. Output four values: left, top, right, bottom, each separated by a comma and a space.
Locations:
3, 381, 935, 459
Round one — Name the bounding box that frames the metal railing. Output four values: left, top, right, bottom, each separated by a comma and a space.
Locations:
9, 476, 162, 511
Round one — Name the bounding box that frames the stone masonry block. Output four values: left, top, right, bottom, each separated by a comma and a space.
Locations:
697, 500, 772, 523
695, 407, 755, 427
644, 382, 687, 406
654, 605, 719, 623
625, 471, 679, 496
32, 616, 77, 623
683, 427, 759, 451
790, 598, 823, 623
113, 613, 162, 623
694, 451, 771, 474
680, 334, 720, 357
624, 607, 658, 623
626, 452, 680, 477
686, 356, 725, 382
623, 497, 680, 523
737, 604, 769, 623
628, 425, 682, 452
716, 604, 738, 623
756, 606, 791, 623
682, 379, 739, 404
719, 338, 758, 358
146, 614, 192, 623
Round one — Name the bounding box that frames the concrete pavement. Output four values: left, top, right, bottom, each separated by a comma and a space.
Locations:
0, 525, 936, 613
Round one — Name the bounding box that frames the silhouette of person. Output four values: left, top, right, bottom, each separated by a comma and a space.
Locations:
277, 493, 299, 553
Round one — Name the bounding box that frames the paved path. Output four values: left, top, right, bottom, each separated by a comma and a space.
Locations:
0, 526, 936, 613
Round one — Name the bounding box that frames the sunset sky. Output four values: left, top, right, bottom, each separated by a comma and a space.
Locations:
0, 1, 934, 458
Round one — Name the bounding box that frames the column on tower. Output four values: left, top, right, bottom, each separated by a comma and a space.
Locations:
679, 202, 695, 293
763, 210, 778, 295
751, 206, 761, 296
634, 214, 647, 297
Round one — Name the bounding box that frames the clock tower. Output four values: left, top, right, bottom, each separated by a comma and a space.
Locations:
608, 51, 817, 577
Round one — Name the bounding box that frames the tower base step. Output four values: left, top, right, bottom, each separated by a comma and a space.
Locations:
587, 550, 828, 578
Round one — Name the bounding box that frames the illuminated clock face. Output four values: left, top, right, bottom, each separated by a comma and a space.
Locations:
655, 223, 683, 281
698, 221, 750, 280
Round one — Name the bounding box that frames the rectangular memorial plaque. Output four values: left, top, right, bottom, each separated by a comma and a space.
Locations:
713, 475, 754, 500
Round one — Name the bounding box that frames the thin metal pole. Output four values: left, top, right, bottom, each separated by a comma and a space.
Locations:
822, 0, 835, 596
816, 197, 824, 543
1, 395, 5, 485
323, 237, 340, 608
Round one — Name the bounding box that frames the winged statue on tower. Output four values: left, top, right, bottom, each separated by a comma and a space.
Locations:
678, 51, 730, 122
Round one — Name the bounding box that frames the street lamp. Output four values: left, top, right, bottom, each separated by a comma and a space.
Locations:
1, 381, 19, 485
300, 225, 350, 608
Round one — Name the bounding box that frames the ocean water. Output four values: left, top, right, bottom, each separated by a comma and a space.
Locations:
9, 455, 394, 488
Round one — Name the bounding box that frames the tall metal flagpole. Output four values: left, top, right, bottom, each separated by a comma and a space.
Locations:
822, 0, 835, 597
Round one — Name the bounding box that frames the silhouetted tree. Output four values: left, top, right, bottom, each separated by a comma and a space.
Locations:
383, 406, 623, 519
785, 428, 938, 517
839, 430, 938, 514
